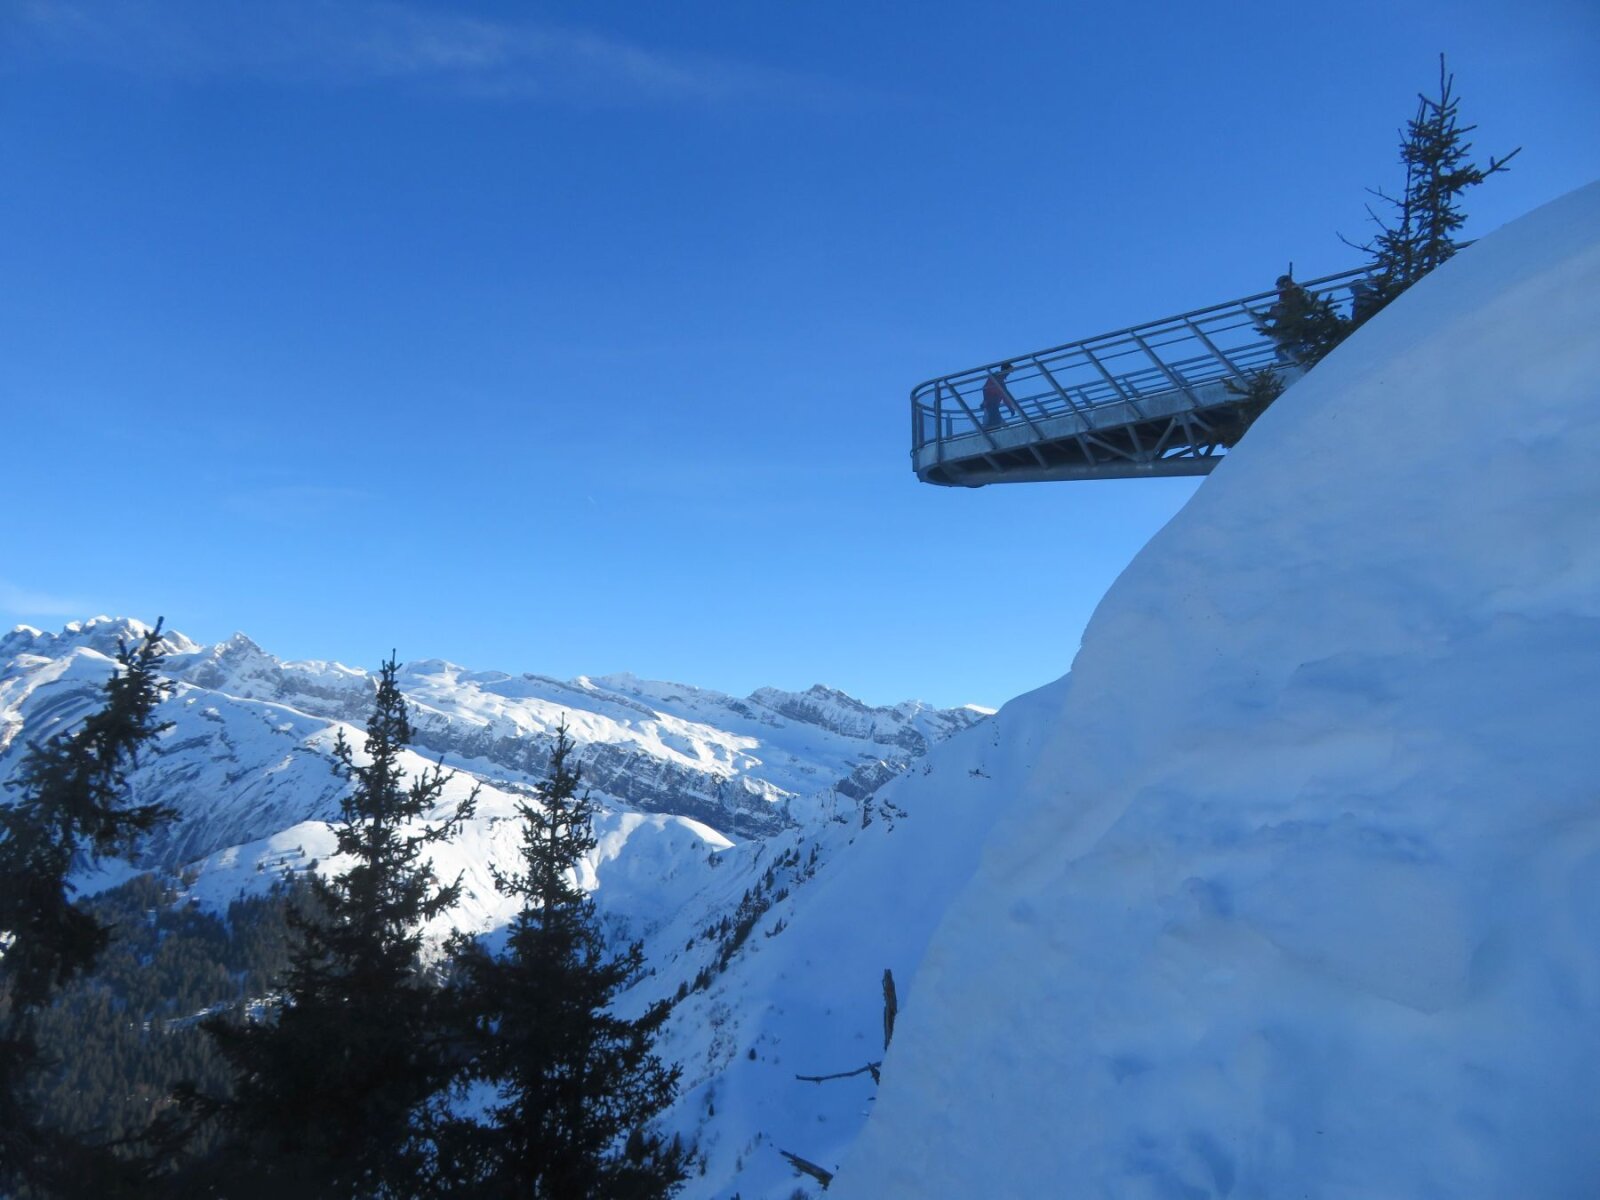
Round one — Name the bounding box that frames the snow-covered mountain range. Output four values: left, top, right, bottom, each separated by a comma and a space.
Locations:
0, 618, 983, 859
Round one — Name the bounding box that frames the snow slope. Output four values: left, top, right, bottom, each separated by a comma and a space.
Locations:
632, 677, 1068, 1197
825, 185, 1600, 1197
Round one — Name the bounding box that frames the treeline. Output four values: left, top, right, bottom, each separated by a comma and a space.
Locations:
28, 875, 300, 1155
0, 626, 686, 1198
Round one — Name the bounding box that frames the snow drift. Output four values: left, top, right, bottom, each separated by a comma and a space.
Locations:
831, 184, 1600, 1197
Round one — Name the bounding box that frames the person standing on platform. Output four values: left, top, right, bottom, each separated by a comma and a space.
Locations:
981, 361, 1018, 430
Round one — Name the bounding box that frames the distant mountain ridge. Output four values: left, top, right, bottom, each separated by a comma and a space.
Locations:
0, 617, 985, 862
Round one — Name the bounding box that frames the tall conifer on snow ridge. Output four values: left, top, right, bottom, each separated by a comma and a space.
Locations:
1349, 54, 1520, 321
1242, 56, 1519, 438
444, 720, 685, 1198
195, 656, 476, 1197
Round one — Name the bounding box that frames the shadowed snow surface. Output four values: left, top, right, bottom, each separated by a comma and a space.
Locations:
828, 183, 1600, 1197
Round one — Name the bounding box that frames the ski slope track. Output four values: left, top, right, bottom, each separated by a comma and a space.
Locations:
827, 184, 1600, 1197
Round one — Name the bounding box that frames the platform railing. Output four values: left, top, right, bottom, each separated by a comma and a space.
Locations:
910, 266, 1373, 465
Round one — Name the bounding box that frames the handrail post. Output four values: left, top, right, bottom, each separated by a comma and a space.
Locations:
1181, 315, 1251, 380
1033, 358, 1083, 413
938, 379, 1001, 451
1080, 344, 1146, 418
1128, 329, 1203, 408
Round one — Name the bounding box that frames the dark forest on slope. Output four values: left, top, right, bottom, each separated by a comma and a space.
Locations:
27, 874, 302, 1150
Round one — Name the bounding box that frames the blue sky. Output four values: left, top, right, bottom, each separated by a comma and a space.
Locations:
3, 0, 1596, 708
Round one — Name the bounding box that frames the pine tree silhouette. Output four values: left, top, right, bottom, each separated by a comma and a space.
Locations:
0, 621, 173, 1196
194, 656, 476, 1197
1349, 55, 1520, 321
1256, 273, 1351, 369
445, 720, 685, 1198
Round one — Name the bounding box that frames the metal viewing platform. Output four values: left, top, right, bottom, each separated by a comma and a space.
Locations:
910, 267, 1370, 486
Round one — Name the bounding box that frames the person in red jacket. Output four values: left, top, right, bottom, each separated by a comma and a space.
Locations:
981, 361, 1018, 430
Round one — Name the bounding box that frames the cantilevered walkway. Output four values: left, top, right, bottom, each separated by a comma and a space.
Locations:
910, 267, 1368, 486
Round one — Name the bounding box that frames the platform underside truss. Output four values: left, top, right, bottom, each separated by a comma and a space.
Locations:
914, 394, 1249, 487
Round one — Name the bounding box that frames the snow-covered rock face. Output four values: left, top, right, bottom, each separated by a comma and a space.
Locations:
829, 185, 1600, 1197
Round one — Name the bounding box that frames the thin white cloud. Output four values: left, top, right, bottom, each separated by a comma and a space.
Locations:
6, 0, 865, 110
0, 579, 94, 619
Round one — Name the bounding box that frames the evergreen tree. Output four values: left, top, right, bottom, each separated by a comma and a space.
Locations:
0, 621, 173, 1197
1256, 272, 1351, 369
447, 721, 684, 1198
1240, 56, 1518, 431
193, 657, 476, 1197
1220, 368, 1288, 444
1349, 55, 1520, 320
